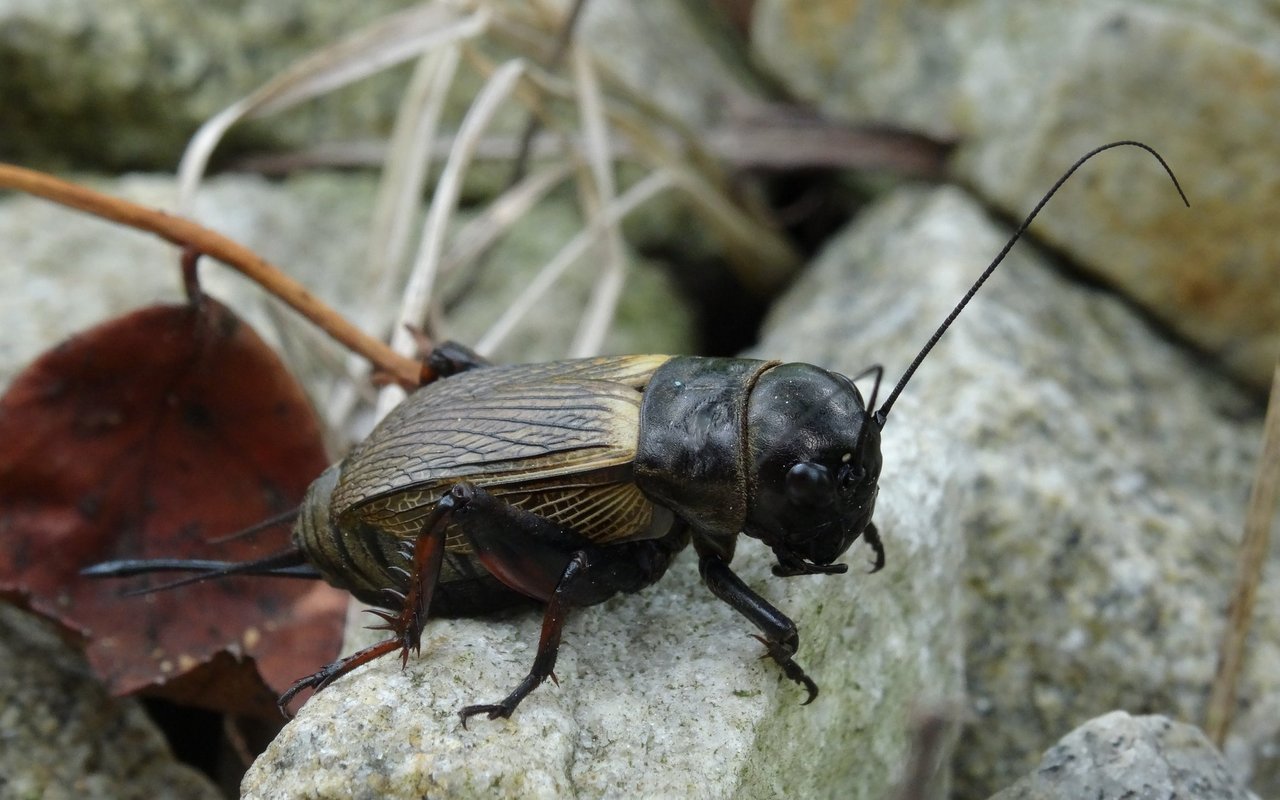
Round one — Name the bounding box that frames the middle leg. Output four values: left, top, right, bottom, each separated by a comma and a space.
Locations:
443, 482, 688, 723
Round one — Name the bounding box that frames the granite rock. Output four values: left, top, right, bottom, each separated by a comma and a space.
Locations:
753, 0, 1280, 388
0, 605, 220, 800
0, 0, 416, 169
988, 711, 1259, 800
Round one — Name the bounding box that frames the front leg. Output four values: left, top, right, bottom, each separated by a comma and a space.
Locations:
697, 546, 818, 704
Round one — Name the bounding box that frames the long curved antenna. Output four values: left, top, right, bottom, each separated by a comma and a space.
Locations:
874, 140, 1189, 426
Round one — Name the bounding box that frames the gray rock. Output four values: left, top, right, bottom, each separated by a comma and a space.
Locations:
0, 605, 220, 800
988, 711, 1259, 800
759, 186, 1269, 798
752, 0, 1280, 389
574, 0, 762, 128
2, 0, 759, 169
0, 0, 414, 169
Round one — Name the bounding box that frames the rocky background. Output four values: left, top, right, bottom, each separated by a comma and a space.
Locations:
1, 1, 1276, 799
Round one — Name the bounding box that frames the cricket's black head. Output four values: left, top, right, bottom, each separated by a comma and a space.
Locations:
742, 363, 885, 577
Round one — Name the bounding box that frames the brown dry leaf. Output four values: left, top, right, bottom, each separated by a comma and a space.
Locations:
0, 299, 346, 717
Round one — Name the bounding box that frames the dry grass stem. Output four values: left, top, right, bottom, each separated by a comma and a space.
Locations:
441, 162, 575, 279
497, 51, 800, 292
365, 46, 461, 315
1206, 357, 1280, 746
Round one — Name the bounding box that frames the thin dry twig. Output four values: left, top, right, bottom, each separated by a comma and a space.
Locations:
1206, 357, 1280, 746
232, 123, 949, 178
0, 163, 420, 389
706, 116, 951, 176
319, 46, 463, 432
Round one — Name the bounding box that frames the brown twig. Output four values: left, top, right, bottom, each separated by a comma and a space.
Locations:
179, 246, 204, 306
1206, 357, 1280, 746
0, 163, 421, 389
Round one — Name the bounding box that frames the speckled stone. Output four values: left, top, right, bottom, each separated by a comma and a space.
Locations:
753, 0, 1280, 389
989, 712, 1260, 800
0, 0, 416, 169
0, 605, 220, 800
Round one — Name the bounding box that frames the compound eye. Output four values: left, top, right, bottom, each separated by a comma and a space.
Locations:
839, 461, 865, 486
786, 462, 835, 508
